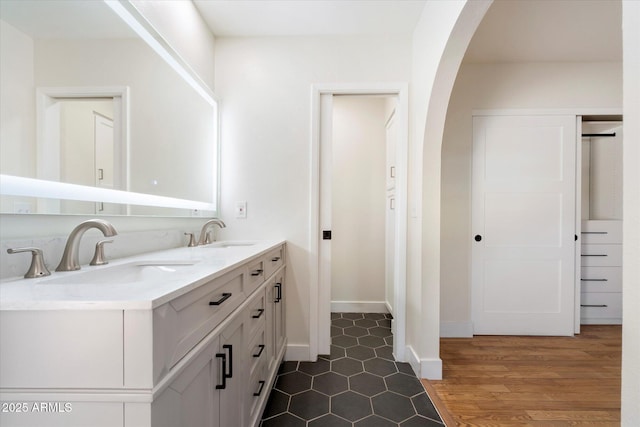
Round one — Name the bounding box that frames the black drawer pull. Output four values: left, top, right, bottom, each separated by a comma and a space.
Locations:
271, 256, 281, 262
581, 304, 608, 308
223, 344, 233, 378
251, 269, 264, 276
215, 352, 227, 389
252, 308, 265, 319
581, 278, 608, 282
581, 254, 608, 257
253, 380, 266, 397
275, 282, 282, 303
581, 231, 608, 234
210, 293, 232, 306
253, 344, 265, 358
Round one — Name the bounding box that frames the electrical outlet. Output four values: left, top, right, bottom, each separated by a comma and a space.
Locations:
236, 201, 247, 219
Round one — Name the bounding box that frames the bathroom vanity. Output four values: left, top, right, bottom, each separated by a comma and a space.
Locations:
0, 240, 286, 427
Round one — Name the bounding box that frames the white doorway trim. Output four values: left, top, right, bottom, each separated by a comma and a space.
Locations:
35, 86, 130, 213
310, 82, 409, 362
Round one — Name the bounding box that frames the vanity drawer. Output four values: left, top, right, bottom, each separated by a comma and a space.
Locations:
580, 244, 622, 267
580, 292, 622, 323
580, 266, 622, 293
247, 354, 268, 425
246, 289, 266, 340
153, 267, 246, 383
246, 258, 266, 295
264, 246, 285, 279
247, 323, 267, 377
581, 220, 622, 244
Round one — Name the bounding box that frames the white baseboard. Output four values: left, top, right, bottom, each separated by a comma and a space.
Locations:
405, 345, 443, 380
331, 301, 389, 313
405, 345, 421, 377
440, 321, 473, 337
285, 344, 311, 361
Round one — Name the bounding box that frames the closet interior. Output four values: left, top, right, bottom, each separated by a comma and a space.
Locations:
580, 116, 623, 325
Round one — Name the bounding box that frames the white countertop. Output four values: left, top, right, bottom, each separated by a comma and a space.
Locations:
0, 240, 285, 311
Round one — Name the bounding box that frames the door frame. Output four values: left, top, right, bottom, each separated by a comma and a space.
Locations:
309, 83, 409, 362
35, 86, 129, 213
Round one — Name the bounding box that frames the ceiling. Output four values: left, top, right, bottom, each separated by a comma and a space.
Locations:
193, 0, 622, 62
192, 0, 427, 36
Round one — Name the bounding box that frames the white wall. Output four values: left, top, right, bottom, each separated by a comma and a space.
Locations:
0, 20, 34, 179
331, 96, 387, 305
409, 0, 491, 378
214, 34, 411, 357
621, 2, 640, 424
130, 0, 216, 90
440, 61, 622, 335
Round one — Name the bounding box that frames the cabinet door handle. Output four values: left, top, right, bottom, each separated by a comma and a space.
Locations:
253, 344, 265, 358
215, 352, 227, 390
251, 269, 264, 276
209, 293, 232, 306
275, 283, 282, 303
223, 344, 233, 379
581, 254, 608, 257
581, 304, 608, 308
271, 256, 281, 262
252, 308, 265, 319
581, 278, 608, 282
253, 380, 266, 397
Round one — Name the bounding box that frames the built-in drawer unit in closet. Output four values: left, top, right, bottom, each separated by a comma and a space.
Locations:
579, 119, 623, 325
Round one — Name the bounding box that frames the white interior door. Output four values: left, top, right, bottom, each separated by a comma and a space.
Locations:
472, 114, 577, 336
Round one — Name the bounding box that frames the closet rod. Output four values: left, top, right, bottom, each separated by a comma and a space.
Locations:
582, 132, 616, 137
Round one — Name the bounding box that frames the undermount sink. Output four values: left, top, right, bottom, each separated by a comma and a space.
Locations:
41, 260, 199, 285
203, 241, 257, 248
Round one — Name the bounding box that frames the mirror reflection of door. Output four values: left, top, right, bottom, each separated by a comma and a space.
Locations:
42, 97, 124, 214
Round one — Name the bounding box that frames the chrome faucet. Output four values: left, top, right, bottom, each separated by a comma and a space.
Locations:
56, 219, 118, 271
197, 218, 226, 245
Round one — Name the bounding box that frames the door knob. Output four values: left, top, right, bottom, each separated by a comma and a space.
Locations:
474, 235, 482, 242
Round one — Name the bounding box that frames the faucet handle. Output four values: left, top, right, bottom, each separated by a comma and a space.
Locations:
7, 247, 51, 278
184, 232, 197, 247
90, 239, 113, 266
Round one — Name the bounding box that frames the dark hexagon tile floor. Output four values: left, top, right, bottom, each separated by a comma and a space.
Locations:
260, 313, 444, 426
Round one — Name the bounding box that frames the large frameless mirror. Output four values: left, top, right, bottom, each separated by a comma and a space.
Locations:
0, 0, 218, 216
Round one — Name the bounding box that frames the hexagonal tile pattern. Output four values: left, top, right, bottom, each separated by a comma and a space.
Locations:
260, 313, 444, 426
372, 391, 416, 423
289, 390, 329, 419
331, 391, 372, 421
349, 372, 386, 397
346, 345, 376, 361
313, 372, 348, 396
298, 358, 330, 376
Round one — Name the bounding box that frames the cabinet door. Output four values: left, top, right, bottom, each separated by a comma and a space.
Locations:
152, 338, 220, 427
273, 270, 286, 359
218, 315, 245, 427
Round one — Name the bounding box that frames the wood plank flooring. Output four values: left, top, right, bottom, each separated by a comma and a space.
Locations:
422, 325, 622, 427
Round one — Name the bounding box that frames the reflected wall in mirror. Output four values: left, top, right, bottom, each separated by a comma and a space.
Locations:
0, 0, 218, 216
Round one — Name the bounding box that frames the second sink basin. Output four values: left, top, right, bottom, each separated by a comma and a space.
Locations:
41, 260, 200, 286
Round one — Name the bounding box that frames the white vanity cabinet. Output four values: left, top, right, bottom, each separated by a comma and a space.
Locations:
0, 241, 286, 427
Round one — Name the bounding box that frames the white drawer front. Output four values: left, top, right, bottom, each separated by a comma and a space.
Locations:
580, 266, 622, 293
153, 267, 246, 384
580, 220, 622, 244
580, 244, 622, 267
580, 292, 622, 322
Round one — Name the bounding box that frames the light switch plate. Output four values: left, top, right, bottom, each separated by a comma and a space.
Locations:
236, 201, 247, 219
